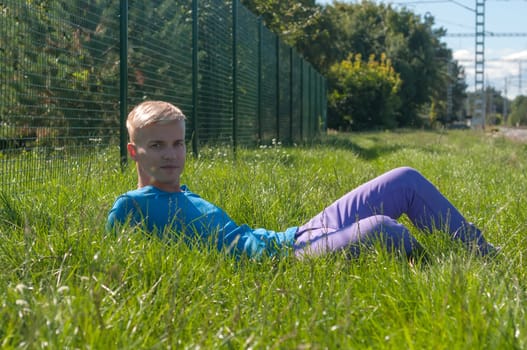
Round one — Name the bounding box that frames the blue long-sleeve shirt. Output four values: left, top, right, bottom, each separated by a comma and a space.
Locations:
106, 185, 297, 258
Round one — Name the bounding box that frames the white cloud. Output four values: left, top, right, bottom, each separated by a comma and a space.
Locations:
453, 49, 472, 62
452, 48, 526, 98
503, 50, 527, 60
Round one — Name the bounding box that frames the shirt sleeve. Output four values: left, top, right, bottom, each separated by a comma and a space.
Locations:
106, 195, 135, 232
221, 223, 297, 258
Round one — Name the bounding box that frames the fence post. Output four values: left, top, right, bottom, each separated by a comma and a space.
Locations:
257, 18, 263, 144
289, 47, 294, 144
119, 0, 128, 168
232, 0, 238, 154
317, 73, 322, 133
307, 64, 315, 141
275, 37, 280, 141
299, 59, 304, 143
191, 0, 199, 157
323, 78, 327, 131
314, 72, 318, 135
309, 65, 317, 140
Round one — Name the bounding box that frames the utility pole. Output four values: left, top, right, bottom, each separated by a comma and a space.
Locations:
519, 61, 523, 95
504, 77, 508, 124
473, 0, 486, 128
447, 61, 453, 123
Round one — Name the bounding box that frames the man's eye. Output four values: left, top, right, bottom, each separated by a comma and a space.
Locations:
150, 143, 162, 149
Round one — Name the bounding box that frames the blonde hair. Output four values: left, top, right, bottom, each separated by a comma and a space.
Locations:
127, 101, 186, 142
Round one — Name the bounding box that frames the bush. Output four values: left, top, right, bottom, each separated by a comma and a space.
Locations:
327, 53, 402, 130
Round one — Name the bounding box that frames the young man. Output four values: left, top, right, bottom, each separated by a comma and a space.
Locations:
107, 100, 497, 259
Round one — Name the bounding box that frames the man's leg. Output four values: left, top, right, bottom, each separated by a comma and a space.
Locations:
294, 215, 423, 258
297, 167, 492, 253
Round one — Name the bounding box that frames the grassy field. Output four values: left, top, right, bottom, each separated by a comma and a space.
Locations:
1, 129, 526, 349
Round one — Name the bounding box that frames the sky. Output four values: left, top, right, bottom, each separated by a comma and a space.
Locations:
316, 0, 527, 99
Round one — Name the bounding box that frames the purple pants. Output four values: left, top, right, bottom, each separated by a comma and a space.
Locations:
294, 167, 490, 257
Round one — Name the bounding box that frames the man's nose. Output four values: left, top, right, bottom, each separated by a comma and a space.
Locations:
162, 147, 178, 159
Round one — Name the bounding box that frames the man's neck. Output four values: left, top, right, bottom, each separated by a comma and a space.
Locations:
136, 164, 149, 188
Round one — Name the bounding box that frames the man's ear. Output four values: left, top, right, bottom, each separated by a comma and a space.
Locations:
127, 143, 137, 159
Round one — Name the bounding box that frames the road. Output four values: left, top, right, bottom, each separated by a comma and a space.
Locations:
497, 127, 527, 143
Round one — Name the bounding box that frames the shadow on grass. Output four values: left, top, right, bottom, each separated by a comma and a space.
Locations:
306, 134, 399, 160
309, 131, 442, 160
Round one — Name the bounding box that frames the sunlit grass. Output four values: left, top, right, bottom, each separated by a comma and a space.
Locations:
1, 129, 526, 348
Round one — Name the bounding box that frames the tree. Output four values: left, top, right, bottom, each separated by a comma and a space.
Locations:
509, 95, 527, 127
241, 0, 322, 47
428, 60, 467, 126
382, 7, 452, 126
300, 1, 464, 129
484, 86, 506, 125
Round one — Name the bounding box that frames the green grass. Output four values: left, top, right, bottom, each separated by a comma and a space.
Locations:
1, 129, 527, 349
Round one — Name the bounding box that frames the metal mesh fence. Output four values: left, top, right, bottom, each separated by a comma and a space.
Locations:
259, 25, 279, 143
1, 0, 122, 193
235, 2, 259, 147
0, 0, 326, 192
196, 0, 233, 146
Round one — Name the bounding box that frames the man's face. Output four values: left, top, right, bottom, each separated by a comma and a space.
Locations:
128, 120, 186, 192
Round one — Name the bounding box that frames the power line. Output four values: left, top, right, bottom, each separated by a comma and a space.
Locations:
456, 58, 527, 62
393, 0, 474, 11
446, 32, 527, 37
